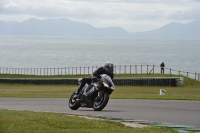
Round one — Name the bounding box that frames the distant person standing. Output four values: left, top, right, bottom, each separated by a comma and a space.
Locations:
160, 62, 165, 74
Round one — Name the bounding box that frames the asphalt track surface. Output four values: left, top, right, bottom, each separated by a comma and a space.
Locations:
0, 98, 200, 127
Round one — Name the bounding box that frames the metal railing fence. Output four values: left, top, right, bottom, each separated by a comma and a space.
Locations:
0, 65, 199, 82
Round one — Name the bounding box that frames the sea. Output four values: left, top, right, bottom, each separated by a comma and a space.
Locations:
0, 36, 200, 75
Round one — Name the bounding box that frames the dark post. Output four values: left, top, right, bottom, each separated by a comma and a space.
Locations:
153, 65, 154, 74
195, 73, 197, 80
187, 72, 188, 77
141, 65, 142, 74
125, 65, 126, 74
130, 65, 131, 74
135, 65, 137, 74
119, 65, 121, 74
115, 66, 116, 74
88, 66, 89, 74
170, 69, 171, 75
147, 65, 148, 74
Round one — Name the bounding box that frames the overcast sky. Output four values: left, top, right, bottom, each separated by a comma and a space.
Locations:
0, 0, 200, 32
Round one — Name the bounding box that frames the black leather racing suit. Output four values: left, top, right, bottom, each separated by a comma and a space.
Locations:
77, 66, 114, 93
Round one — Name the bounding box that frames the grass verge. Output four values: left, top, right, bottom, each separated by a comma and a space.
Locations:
0, 109, 178, 133
0, 74, 200, 100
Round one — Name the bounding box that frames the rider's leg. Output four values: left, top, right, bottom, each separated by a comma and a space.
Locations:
77, 78, 92, 94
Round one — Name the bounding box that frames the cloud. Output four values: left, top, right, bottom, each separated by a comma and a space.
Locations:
1, 0, 200, 32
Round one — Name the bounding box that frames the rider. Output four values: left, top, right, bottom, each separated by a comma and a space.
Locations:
77, 62, 114, 95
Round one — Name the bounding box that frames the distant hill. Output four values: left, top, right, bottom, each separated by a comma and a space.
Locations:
131, 20, 200, 39
0, 18, 200, 39
0, 18, 130, 38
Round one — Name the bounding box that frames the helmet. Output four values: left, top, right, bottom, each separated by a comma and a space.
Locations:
104, 62, 114, 72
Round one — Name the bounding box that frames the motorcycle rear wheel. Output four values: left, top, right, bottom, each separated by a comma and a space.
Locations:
93, 92, 109, 111
68, 91, 81, 110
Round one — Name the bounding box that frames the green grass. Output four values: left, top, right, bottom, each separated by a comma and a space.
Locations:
0, 74, 200, 100
0, 74, 198, 133
0, 110, 178, 133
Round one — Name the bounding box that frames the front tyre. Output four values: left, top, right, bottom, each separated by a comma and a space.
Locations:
68, 91, 81, 110
93, 92, 109, 111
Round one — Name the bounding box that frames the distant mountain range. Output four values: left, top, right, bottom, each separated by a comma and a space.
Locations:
0, 18, 200, 39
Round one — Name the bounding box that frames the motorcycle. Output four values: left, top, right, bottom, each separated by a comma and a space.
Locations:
68, 74, 115, 111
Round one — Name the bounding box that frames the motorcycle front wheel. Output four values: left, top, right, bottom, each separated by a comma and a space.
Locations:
68, 91, 81, 110
93, 92, 109, 111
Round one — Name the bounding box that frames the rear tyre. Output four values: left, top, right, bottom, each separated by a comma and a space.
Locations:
68, 91, 81, 110
93, 92, 109, 111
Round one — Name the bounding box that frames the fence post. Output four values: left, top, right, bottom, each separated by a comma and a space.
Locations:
119, 65, 121, 74
141, 65, 142, 74
147, 65, 148, 74
135, 65, 137, 74
130, 65, 131, 74
195, 73, 197, 80
153, 65, 154, 74
125, 65, 126, 74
